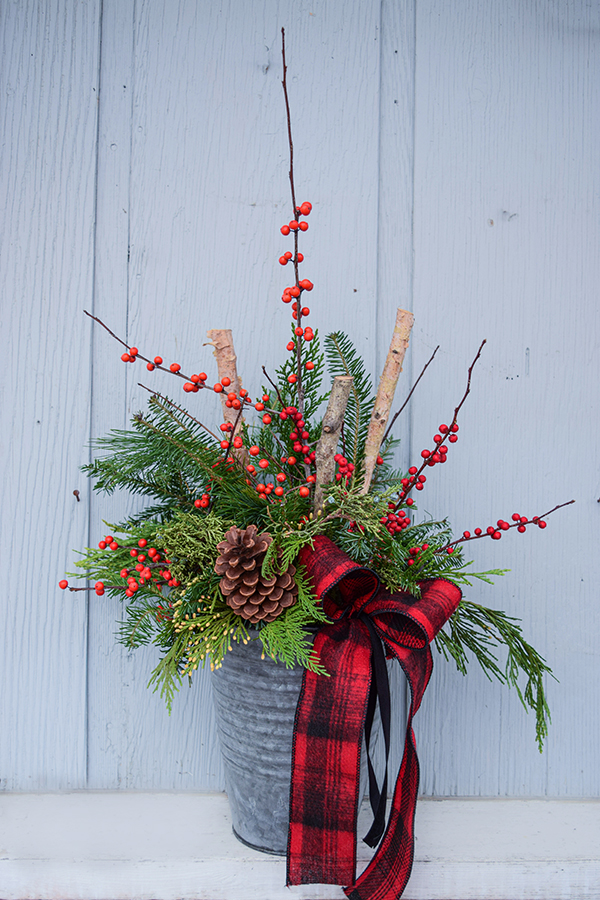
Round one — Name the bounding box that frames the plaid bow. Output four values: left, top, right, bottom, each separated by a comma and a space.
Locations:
287, 535, 461, 900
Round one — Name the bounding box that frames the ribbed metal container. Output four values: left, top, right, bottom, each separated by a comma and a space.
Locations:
211, 638, 304, 854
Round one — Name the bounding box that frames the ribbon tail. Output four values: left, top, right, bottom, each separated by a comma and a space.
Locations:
345, 645, 432, 900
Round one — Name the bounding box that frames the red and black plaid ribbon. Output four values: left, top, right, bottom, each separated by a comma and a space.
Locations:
287, 535, 461, 900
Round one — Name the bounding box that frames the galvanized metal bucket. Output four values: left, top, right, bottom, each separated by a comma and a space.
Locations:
211, 637, 304, 854
212, 635, 374, 855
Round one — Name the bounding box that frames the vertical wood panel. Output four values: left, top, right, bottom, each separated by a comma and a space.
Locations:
0, 0, 101, 789
85, 0, 383, 789
411, 0, 600, 796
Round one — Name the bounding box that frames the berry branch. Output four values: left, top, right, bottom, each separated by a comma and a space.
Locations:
441, 499, 575, 551
393, 339, 486, 509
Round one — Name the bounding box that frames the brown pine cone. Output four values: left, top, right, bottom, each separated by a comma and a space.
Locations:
215, 525, 298, 623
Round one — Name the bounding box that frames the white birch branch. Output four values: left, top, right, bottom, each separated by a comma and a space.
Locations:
313, 375, 354, 514
360, 308, 414, 494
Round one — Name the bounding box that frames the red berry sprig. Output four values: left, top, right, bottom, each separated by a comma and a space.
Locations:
393, 340, 487, 511
380, 503, 411, 535
440, 500, 574, 553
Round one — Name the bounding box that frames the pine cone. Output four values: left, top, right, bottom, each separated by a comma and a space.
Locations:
215, 525, 298, 623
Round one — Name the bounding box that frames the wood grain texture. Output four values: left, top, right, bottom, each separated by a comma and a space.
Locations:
410, 0, 600, 796
0, 0, 101, 788
84, 0, 383, 789
3, 0, 599, 802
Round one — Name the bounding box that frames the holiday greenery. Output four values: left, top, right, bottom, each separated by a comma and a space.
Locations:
60, 32, 572, 752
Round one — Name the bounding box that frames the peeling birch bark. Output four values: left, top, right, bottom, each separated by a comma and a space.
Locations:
360, 309, 414, 494
313, 375, 354, 514
205, 329, 244, 432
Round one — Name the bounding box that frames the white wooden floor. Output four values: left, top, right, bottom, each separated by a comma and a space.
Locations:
1, 792, 598, 900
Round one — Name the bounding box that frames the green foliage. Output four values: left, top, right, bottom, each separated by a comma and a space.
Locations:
435, 600, 554, 751
324, 331, 375, 473
66, 326, 555, 748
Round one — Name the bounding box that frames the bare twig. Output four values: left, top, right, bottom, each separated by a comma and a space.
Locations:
281, 28, 305, 419
381, 344, 439, 445
313, 376, 354, 513
361, 309, 414, 494
262, 366, 285, 407
138, 385, 219, 441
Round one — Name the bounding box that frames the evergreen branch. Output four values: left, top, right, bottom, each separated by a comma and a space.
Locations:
435, 599, 554, 751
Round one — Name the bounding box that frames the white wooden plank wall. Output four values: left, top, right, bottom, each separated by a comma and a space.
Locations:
1, 0, 598, 801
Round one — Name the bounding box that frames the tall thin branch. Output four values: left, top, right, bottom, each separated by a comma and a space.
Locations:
361, 309, 414, 494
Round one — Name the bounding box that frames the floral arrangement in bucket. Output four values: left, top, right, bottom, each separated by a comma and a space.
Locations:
59, 30, 572, 900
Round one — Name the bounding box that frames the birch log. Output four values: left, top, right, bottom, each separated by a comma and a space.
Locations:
360, 309, 414, 494
313, 376, 354, 514
205, 329, 244, 433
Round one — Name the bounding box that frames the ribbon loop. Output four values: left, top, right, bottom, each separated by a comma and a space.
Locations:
288, 535, 462, 899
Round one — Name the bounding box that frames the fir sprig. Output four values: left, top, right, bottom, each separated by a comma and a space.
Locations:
435, 599, 554, 751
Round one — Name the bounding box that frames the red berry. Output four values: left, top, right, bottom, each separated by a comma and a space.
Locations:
303, 331, 314, 342
287, 341, 295, 351
109, 542, 118, 550
183, 382, 194, 392
439, 424, 448, 433
220, 377, 230, 387
146, 362, 155, 371
199, 372, 207, 381
305, 361, 315, 370
213, 383, 223, 393
295, 326, 304, 336
474, 528, 482, 535
279, 256, 288, 265
492, 531, 502, 540
284, 251, 293, 260
255, 402, 265, 411
299, 221, 308, 231
121, 353, 131, 363
433, 434, 442, 444
190, 374, 201, 384
299, 486, 310, 498
512, 513, 521, 522
170, 363, 181, 373
290, 286, 301, 298
538, 520, 547, 529
59, 579, 68, 589
408, 466, 417, 475
129, 347, 138, 356
98, 541, 107, 549
95, 581, 105, 590
281, 225, 290, 235
249, 446, 260, 456
262, 414, 272, 424
288, 456, 297, 465
406, 498, 414, 506
448, 434, 458, 443
300, 202, 312, 215
518, 525, 526, 533
288, 374, 297, 384
289, 220, 299, 231
259, 459, 269, 469
463, 531, 471, 539
194, 498, 202, 508
274, 486, 285, 496
220, 439, 229, 449
154, 356, 163, 365
451, 423, 459, 433
138, 539, 147, 548
299, 279, 313, 291
297, 252, 304, 262
421, 449, 430, 458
